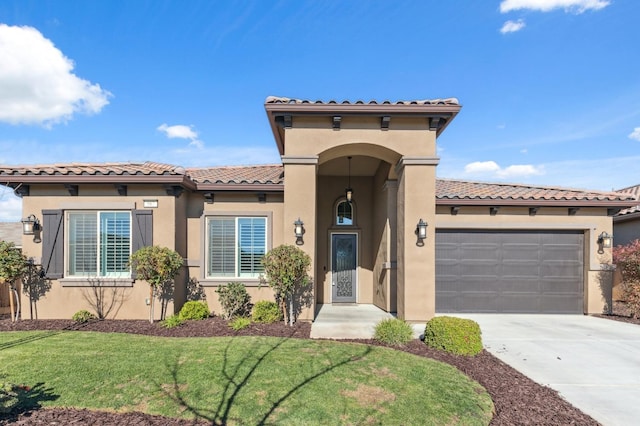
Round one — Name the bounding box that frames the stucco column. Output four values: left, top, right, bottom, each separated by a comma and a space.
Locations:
384, 180, 398, 312
282, 156, 318, 321
396, 157, 438, 322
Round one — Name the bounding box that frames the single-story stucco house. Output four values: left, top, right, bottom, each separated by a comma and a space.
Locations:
1, 97, 636, 321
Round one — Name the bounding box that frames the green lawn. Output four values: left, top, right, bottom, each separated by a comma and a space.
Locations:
0, 331, 493, 425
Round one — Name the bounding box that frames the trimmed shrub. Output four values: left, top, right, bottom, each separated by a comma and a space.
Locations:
424, 316, 483, 356
229, 317, 252, 331
374, 318, 414, 345
162, 314, 184, 328
72, 310, 96, 323
252, 300, 282, 324
216, 282, 251, 320
178, 301, 210, 320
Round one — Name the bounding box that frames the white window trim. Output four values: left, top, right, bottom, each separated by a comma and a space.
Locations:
64, 210, 132, 279
201, 212, 272, 286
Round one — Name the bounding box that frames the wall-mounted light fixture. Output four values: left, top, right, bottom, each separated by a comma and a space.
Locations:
597, 231, 613, 254
21, 214, 42, 243
294, 218, 305, 245
345, 156, 353, 203
415, 218, 427, 246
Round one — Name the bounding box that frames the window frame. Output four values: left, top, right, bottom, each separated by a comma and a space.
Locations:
64, 210, 132, 279
202, 212, 272, 285
334, 198, 357, 227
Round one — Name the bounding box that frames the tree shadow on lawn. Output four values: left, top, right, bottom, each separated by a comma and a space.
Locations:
0, 382, 59, 423
157, 332, 373, 425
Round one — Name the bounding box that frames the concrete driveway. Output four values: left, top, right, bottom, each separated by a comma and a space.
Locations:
453, 314, 640, 426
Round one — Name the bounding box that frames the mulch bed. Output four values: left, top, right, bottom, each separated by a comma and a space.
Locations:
1, 305, 638, 426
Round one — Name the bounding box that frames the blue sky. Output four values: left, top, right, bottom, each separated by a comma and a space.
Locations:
1, 0, 639, 221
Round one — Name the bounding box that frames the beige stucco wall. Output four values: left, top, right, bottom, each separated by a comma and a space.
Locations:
19, 184, 182, 320
281, 114, 439, 321
396, 163, 438, 322
435, 205, 614, 314
184, 192, 286, 317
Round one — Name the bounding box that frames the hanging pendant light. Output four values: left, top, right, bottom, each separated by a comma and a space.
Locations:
345, 156, 353, 203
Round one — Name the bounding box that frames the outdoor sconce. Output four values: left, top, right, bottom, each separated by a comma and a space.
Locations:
415, 218, 427, 247
597, 231, 612, 254
294, 218, 305, 245
21, 214, 42, 243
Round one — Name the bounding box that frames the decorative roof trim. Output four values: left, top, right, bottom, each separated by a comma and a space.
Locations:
265, 96, 462, 155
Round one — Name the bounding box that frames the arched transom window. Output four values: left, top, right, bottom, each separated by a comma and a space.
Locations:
336, 200, 354, 226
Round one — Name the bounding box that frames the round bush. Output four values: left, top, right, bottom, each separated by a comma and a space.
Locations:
423, 316, 482, 356
72, 310, 96, 323
216, 282, 251, 319
374, 318, 414, 345
252, 300, 282, 323
162, 314, 184, 329
178, 301, 210, 320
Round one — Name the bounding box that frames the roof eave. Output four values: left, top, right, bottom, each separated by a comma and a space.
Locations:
264, 102, 462, 156
195, 183, 284, 192
1, 174, 196, 190
437, 198, 637, 208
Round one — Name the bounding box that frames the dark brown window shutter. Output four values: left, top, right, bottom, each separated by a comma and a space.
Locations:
131, 210, 153, 279
41, 209, 64, 279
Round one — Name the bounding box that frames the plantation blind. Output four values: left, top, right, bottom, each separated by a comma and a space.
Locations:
238, 218, 266, 277
209, 218, 236, 277
99, 212, 131, 277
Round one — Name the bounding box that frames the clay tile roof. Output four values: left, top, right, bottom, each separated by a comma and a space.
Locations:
0, 161, 185, 177
614, 184, 640, 216
265, 96, 460, 106
436, 179, 636, 204
187, 165, 284, 185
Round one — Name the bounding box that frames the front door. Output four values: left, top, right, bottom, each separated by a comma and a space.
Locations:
332, 234, 357, 303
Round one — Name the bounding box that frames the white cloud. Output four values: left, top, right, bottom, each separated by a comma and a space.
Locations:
0, 188, 22, 222
498, 164, 545, 178
464, 161, 544, 179
157, 123, 198, 140
500, 19, 526, 33
500, 0, 610, 14
520, 148, 528, 154
0, 24, 111, 126
629, 127, 640, 141
157, 123, 204, 149
464, 161, 501, 174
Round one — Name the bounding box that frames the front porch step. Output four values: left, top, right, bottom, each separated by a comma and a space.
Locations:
310, 304, 394, 339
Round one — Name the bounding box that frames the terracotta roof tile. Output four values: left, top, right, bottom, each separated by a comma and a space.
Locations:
265, 96, 460, 106
0, 161, 635, 205
265, 96, 459, 105
187, 165, 284, 185
614, 184, 640, 216
436, 179, 635, 203
0, 161, 185, 176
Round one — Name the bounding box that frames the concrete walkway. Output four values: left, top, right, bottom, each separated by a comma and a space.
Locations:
310, 304, 426, 339
453, 314, 640, 426
310, 304, 394, 339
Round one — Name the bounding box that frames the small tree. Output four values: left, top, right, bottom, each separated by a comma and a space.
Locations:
129, 245, 183, 323
613, 239, 640, 318
0, 241, 28, 322
261, 244, 311, 326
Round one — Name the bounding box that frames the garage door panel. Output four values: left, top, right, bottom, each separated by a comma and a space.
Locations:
542, 261, 582, 278
540, 278, 583, 293
436, 230, 583, 314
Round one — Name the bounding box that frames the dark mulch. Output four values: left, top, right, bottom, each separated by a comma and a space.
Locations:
2, 304, 638, 426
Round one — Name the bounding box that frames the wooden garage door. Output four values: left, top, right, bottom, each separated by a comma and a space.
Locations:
436, 230, 584, 314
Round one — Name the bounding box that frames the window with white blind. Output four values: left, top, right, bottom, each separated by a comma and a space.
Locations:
67, 211, 131, 278
207, 217, 266, 278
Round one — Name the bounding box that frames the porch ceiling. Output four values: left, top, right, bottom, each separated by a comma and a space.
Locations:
317, 156, 382, 177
